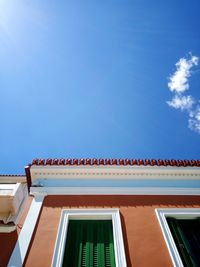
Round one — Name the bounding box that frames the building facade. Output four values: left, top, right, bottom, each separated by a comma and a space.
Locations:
1, 159, 200, 267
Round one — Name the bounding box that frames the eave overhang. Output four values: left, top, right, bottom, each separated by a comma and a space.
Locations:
27, 163, 200, 196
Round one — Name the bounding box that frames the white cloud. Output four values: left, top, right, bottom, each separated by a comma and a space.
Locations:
188, 107, 200, 134
167, 95, 194, 111
168, 55, 198, 93
167, 54, 199, 134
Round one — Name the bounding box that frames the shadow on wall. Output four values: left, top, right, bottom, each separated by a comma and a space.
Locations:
0, 229, 19, 267
120, 213, 132, 267
42, 195, 200, 208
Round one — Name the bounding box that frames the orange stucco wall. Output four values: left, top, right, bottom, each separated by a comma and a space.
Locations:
0, 196, 33, 267
24, 195, 200, 267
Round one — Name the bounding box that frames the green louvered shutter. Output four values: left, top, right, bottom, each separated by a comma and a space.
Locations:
167, 218, 200, 267
62, 220, 116, 267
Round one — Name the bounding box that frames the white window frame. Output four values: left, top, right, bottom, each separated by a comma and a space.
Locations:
51, 209, 127, 267
156, 208, 200, 267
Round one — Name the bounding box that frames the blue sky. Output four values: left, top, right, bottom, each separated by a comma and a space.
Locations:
0, 0, 200, 174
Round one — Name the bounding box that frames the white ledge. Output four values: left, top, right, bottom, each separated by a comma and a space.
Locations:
30, 186, 200, 196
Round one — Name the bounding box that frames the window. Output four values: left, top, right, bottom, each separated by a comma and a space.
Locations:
52, 209, 126, 267
63, 220, 115, 267
156, 209, 200, 267
166, 217, 200, 267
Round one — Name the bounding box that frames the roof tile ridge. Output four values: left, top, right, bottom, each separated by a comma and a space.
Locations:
30, 158, 200, 167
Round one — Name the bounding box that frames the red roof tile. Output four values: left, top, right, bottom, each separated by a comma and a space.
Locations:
31, 158, 200, 167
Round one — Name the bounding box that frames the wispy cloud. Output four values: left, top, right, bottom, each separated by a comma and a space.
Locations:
167, 54, 199, 134
188, 106, 200, 134
167, 95, 194, 111
168, 55, 198, 93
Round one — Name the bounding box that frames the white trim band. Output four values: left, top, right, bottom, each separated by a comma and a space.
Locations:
30, 186, 200, 196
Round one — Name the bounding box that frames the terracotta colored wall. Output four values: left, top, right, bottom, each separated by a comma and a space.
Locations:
24, 195, 200, 267
0, 196, 33, 267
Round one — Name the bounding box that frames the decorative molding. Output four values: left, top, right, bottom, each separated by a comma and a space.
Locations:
7, 196, 44, 267
30, 166, 200, 182
156, 208, 200, 267
30, 186, 200, 196
51, 209, 127, 267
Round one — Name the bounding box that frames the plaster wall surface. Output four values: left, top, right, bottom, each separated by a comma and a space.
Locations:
24, 195, 200, 267
0, 196, 33, 267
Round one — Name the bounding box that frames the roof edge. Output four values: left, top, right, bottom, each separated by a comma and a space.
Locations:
30, 158, 200, 167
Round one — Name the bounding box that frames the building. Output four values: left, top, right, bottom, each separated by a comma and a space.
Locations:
1, 158, 200, 267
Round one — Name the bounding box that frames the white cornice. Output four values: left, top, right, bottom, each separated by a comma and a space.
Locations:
30, 166, 200, 181
0, 175, 26, 183
0, 183, 28, 225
